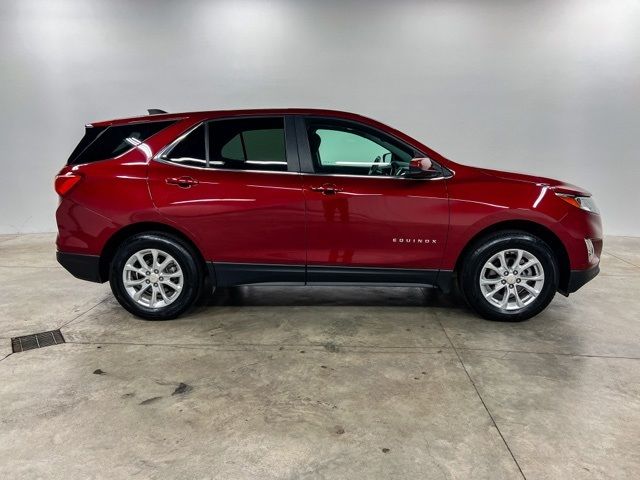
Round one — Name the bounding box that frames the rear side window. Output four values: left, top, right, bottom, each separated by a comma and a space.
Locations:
209, 117, 287, 171
160, 117, 287, 172
162, 124, 207, 168
68, 120, 174, 165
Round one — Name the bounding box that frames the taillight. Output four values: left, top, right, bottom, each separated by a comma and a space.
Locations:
55, 173, 82, 196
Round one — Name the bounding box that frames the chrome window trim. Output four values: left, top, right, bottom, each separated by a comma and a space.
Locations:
153, 156, 301, 175
153, 155, 448, 179
299, 172, 450, 181
154, 116, 295, 174
153, 156, 450, 179
152, 115, 455, 180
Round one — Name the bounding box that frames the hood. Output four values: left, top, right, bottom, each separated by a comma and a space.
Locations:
477, 167, 591, 196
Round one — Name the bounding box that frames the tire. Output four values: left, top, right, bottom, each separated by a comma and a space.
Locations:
109, 232, 204, 320
459, 230, 558, 321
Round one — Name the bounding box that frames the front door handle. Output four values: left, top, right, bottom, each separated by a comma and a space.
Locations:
309, 183, 343, 195
166, 176, 198, 188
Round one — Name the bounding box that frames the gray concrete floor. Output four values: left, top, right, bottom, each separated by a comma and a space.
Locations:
1, 233, 639, 479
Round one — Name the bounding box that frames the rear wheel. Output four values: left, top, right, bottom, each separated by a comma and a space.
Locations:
459, 231, 558, 321
109, 232, 204, 320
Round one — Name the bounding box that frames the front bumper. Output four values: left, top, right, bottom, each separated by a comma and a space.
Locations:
559, 263, 600, 295
57, 251, 104, 283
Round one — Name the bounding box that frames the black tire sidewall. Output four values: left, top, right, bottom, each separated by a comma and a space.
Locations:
461, 231, 558, 321
109, 233, 202, 320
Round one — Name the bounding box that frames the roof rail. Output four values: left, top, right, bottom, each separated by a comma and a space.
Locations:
147, 109, 168, 115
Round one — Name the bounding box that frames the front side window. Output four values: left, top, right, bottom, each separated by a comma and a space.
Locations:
209, 117, 287, 171
306, 119, 414, 176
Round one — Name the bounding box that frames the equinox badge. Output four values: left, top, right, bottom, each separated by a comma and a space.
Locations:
393, 238, 437, 244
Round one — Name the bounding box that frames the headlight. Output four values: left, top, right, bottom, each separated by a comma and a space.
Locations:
555, 193, 600, 214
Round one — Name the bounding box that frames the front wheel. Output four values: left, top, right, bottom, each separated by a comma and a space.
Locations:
459, 231, 558, 321
109, 232, 204, 320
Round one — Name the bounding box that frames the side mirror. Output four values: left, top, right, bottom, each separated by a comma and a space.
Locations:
407, 157, 436, 178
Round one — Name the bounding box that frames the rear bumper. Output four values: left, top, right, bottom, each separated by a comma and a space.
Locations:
56, 251, 104, 283
560, 263, 600, 295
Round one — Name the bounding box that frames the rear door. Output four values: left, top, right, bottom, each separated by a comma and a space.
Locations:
148, 116, 306, 285
296, 116, 449, 285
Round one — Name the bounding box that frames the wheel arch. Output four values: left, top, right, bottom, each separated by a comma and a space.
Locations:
99, 222, 209, 282
453, 219, 570, 293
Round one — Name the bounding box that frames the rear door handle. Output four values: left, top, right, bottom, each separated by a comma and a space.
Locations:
309, 183, 342, 195
166, 176, 198, 188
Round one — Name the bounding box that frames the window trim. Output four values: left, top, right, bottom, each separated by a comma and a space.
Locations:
154, 115, 301, 174
295, 115, 452, 180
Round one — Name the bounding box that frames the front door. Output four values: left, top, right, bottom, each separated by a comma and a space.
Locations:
296, 116, 449, 285
148, 116, 306, 285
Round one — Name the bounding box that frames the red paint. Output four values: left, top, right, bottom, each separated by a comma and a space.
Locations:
55, 108, 602, 285
147, 159, 306, 265
303, 175, 449, 268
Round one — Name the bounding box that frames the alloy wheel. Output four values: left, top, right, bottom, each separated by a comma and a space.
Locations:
479, 248, 545, 311
122, 248, 184, 309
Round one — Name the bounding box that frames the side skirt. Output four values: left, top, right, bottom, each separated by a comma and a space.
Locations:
209, 262, 453, 290
212, 262, 305, 287
307, 265, 438, 286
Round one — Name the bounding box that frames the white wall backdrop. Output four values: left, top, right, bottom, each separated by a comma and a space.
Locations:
1, 0, 639, 235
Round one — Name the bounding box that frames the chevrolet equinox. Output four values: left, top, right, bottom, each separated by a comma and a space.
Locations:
55, 109, 602, 321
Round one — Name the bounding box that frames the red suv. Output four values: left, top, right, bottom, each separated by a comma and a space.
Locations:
55, 109, 602, 321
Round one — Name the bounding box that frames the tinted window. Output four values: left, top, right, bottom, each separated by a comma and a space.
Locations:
306, 119, 413, 176
220, 134, 244, 160
67, 126, 106, 164
209, 117, 287, 171
163, 124, 207, 168
316, 129, 390, 167
68, 121, 174, 165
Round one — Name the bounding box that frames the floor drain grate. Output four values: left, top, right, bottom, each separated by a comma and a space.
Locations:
11, 330, 65, 353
